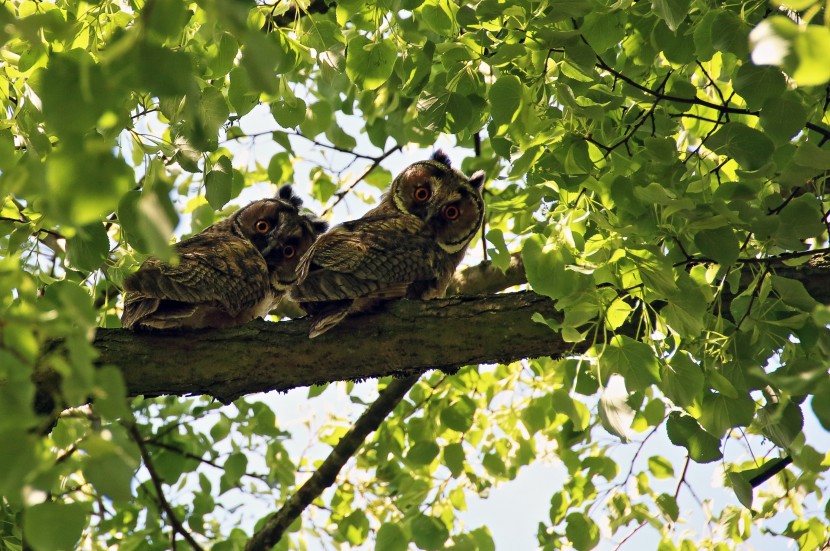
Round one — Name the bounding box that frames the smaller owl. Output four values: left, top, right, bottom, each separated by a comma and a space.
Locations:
122, 186, 328, 330
291, 151, 486, 337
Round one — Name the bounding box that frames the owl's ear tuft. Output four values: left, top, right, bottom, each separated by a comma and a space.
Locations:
278, 185, 304, 208
310, 217, 329, 234
469, 170, 486, 189
430, 149, 452, 168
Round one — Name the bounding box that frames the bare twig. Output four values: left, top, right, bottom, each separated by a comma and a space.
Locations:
127, 423, 204, 551
321, 144, 403, 216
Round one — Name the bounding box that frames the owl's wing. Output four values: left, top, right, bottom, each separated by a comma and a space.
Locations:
293, 222, 446, 302
122, 233, 270, 329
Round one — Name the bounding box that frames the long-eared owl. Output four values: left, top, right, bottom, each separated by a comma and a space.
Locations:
122, 186, 328, 330
290, 151, 486, 337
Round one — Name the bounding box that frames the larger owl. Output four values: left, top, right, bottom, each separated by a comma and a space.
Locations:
290, 151, 486, 337
122, 186, 328, 330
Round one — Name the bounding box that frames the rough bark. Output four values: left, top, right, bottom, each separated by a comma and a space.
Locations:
93, 290, 563, 403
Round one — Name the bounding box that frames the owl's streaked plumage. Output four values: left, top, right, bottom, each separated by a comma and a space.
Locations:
122, 186, 328, 330
291, 151, 486, 337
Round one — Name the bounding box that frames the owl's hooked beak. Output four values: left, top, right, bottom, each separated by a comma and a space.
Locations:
259, 227, 284, 257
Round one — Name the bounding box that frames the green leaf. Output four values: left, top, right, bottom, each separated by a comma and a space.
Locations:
756, 401, 803, 449
300, 101, 333, 138
37, 51, 113, 137
707, 122, 775, 171
488, 75, 523, 127
648, 456, 675, 478
760, 95, 807, 143
728, 472, 754, 509
406, 441, 440, 466
117, 189, 177, 259
144, 0, 189, 41
138, 43, 194, 97
522, 234, 581, 300
711, 10, 749, 58
339, 510, 370, 545
45, 146, 135, 226
656, 493, 679, 521
271, 96, 307, 128
694, 227, 740, 266
485, 229, 512, 272
771, 275, 818, 312
777, 195, 825, 243
733, 64, 787, 111
376, 523, 407, 551
443, 443, 465, 478
650, 0, 690, 31
346, 36, 397, 91
219, 452, 248, 494
699, 392, 755, 437
193, 86, 231, 150
581, 11, 625, 53
599, 335, 661, 391
411, 515, 449, 551
662, 353, 704, 407
24, 502, 88, 551
65, 221, 109, 272
93, 366, 130, 420
417, 88, 473, 134
84, 449, 137, 503
793, 26, 830, 86
439, 396, 476, 433
565, 512, 599, 551
210, 414, 232, 442
470, 527, 496, 551
666, 412, 723, 463
0, 429, 36, 497
267, 152, 294, 185
552, 389, 591, 431
240, 30, 281, 94
205, 155, 233, 209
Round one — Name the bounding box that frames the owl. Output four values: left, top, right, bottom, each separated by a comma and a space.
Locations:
290, 150, 486, 337
121, 186, 328, 330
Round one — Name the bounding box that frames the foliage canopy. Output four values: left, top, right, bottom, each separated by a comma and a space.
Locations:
2, 0, 830, 548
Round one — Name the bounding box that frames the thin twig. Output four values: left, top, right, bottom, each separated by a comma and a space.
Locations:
127, 423, 204, 551
321, 144, 403, 216
674, 455, 690, 498
146, 440, 272, 484
595, 56, 830, 140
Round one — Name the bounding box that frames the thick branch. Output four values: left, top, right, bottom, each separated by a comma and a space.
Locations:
245, 375, 419, 550
90, 291, 564, 403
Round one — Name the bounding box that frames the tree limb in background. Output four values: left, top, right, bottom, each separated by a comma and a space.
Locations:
127, 423, 204, 551
245, 374, 420, 550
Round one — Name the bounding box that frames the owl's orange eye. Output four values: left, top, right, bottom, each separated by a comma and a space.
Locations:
283, 245, 296, 259
255, 220, 271, 233
413, 186, 431, 202
444, 205, 460, 220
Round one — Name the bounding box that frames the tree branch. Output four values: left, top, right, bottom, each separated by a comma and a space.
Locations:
127, 423, 204, 551
89, 290, 565, 403
245, 375, 419, 550
594, 56, 830, 141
